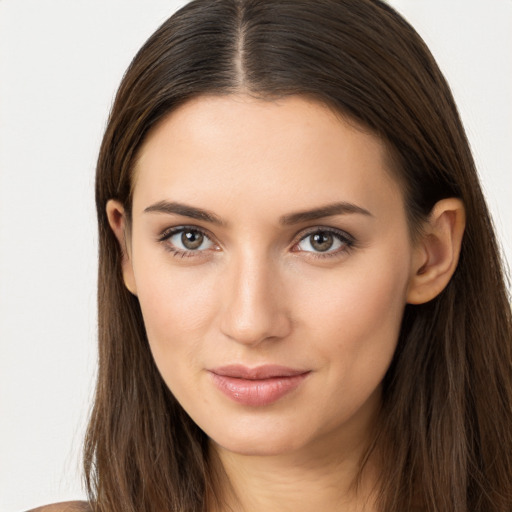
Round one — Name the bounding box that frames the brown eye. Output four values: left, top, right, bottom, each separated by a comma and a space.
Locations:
162, 227, 215, 254
295, 229, 353, 256
310, 232, 334, 252
181, 230, 204, 250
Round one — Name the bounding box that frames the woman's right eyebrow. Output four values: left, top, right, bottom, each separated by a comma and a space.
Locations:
144, 200, 226, 225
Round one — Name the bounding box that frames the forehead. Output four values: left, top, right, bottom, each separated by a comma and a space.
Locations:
132, 94, 403, 219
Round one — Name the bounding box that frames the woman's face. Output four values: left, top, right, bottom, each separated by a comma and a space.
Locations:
120, 95, 418, 457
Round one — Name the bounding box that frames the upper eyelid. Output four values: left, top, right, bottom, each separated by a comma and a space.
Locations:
158, 225, 214, 241
294, 226, 354, 243
157, 224, 355, 249
158, 226, 218, 257
158, 224, 353, 236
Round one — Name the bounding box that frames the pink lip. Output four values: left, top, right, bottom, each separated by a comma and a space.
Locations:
209, 365, 310, 406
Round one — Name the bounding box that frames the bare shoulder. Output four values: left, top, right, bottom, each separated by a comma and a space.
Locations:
26, 501, 92, 512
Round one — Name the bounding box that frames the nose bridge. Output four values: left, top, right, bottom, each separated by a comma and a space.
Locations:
220, 248, 290, 345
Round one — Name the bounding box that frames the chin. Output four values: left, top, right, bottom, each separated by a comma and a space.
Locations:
205, 419, 312, 458
213, 436, 302, 457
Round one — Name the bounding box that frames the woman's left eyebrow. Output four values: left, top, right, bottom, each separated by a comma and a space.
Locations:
279, 202, 373, 225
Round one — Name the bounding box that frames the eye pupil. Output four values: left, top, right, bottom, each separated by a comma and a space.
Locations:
181, 230, 203, 250
311, 232, 333, 252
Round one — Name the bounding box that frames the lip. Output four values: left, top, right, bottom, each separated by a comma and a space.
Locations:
208, 365, 310, 406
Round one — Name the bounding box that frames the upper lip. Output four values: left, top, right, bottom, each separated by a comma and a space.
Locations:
209, 364, 309, 380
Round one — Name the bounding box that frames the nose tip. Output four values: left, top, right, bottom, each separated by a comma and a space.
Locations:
221, 305, 292, 345
219, 263, 292, 346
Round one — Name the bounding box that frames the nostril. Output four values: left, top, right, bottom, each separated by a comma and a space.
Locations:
218, 258, 292, 344
219, 296, 292, 345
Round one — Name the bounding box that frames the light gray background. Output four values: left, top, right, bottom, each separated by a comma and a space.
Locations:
1, 1, 511, 510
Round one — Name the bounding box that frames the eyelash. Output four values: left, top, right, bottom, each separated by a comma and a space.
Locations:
158, 225, 217, 259
293, 227, 355, 259
158, 225, 356, 260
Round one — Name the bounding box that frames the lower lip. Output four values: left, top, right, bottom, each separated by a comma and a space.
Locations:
209, 372, 309, 406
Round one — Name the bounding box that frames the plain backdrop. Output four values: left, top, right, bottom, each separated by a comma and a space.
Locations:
0, 1, 511, 510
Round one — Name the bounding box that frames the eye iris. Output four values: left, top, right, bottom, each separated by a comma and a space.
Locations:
311, 232, 334, 252
181, 230, 203, 250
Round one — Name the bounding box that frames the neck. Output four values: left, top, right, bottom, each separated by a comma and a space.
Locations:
207, 424, 380, 512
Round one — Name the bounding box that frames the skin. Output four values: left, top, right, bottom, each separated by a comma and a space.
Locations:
107, 95, 465, 512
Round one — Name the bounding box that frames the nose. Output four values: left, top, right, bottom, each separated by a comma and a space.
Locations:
219, 252, 292, 346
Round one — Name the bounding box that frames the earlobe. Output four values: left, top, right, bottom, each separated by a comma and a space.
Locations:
106, 199, 137, 296
407, 198, 465, 304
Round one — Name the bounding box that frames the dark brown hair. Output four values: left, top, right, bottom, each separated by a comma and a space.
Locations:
85, 1, 512, 511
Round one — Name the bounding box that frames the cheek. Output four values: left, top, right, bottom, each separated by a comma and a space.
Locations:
292, 249, 410, 375
133, 258, 220, 365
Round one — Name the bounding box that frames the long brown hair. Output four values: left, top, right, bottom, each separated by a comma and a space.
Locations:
85, 1, 512, 510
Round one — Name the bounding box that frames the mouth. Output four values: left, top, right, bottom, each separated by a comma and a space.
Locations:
208, 365, 311, 406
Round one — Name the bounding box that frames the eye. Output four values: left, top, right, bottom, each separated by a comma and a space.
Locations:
294, 228, 353, 255
159, 226, 216, 255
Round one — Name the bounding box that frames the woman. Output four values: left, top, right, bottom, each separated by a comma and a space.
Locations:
33, 0, 512, 511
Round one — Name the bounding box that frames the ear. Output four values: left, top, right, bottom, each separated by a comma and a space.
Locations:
407, 198, 465, 304
106, 199, 137, 296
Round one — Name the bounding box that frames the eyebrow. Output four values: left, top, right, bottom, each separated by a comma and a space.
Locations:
143, 200, 372, 226
279, 201, 373, 225
144, 200, 226, 225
